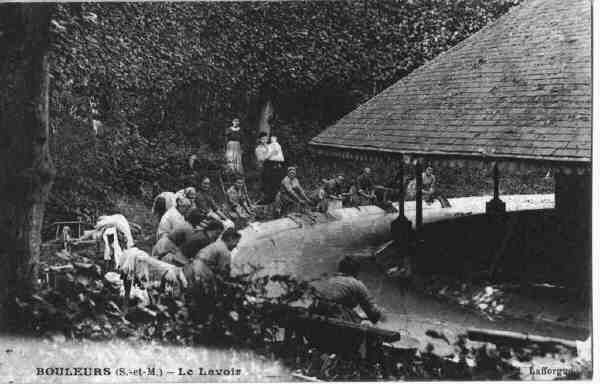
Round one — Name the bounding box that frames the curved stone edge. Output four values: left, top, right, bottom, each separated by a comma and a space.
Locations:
233, 194, 554, 271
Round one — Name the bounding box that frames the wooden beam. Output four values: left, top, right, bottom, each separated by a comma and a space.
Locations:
466, 328, 577, 351
397, 159, 405, 217
493, 162, 500, 200
272, 304, 401, 343
415, 160, 423, 231
289, 312, 401, 342
291, 373, 323, 382
486, 161, 506, 215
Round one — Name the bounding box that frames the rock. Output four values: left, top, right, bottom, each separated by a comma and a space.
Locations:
46, 332, 66, 343
465, 357, 476, 368
576, 337, 591, 361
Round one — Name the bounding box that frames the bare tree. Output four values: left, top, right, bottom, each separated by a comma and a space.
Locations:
0, 4, 55, 327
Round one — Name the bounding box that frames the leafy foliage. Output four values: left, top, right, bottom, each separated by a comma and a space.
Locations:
48, 1, 521, 139
46, 114, 222, 231
12, 256, 307, 346
44, 1, 526, 227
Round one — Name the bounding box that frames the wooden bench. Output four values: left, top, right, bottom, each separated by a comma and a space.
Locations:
42, 221, 98, 253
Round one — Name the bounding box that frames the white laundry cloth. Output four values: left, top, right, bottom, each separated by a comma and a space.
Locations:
119, 247, 188, 291
102, 226, 123, 269
95, 214, 135, 248
119, 247, 151, 285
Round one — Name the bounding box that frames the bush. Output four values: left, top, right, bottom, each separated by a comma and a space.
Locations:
45, 115, 221, 234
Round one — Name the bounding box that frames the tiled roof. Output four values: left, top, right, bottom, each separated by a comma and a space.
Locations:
310, 0, 591, 164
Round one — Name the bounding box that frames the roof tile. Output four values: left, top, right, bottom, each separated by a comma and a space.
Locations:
311, 0, 591, 163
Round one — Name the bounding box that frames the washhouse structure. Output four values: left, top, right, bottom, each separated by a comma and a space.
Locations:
310, 0, 591, 291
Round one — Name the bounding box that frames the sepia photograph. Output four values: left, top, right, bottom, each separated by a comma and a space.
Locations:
0, 0, 593, 382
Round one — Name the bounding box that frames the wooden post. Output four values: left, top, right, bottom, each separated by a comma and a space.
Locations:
486, 161, 506, 215
415, 160, 423, 231
397, 159, 405, 217
493, 162, 500, 200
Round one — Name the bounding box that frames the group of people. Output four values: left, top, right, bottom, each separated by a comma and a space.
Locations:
153, 194, 383, 327
254, 131, 286, 204
312, 167, 383, 211
221, 119, 451, 219
142, 121, 450, 326
152, 188, 245, 319
266, 164, 451, 217
154, 175, 255, 232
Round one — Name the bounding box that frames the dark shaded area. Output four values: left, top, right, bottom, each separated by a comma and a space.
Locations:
416, 209, 591, 297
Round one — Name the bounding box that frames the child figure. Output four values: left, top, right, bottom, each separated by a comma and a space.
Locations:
268, 135, 285, 162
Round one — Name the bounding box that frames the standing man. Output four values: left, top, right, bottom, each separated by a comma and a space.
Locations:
254, 132, 270, 169
266, 135, 286, 196
255, 133, 272, 203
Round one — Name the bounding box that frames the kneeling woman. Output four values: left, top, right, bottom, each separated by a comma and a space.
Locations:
182, 229, 242, 320
310, 256, 383, 325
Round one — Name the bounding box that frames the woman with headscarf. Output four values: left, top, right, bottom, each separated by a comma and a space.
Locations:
225, 118, 243, 174
274, 166, 312, 216
175, 187, 197, 209
156, 196, 193, 240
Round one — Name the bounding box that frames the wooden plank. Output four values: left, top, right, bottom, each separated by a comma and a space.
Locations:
280, 308, 400, 343
466, 327, 577, 351
291, 373, 322, 382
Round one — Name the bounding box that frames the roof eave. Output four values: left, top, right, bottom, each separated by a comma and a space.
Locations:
309, 141, 591, 165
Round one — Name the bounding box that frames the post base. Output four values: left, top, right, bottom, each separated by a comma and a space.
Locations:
486, 197, 506, 215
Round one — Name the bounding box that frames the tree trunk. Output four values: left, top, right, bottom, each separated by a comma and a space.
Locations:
258, 100, 274, 136
0, 4, 55, 328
